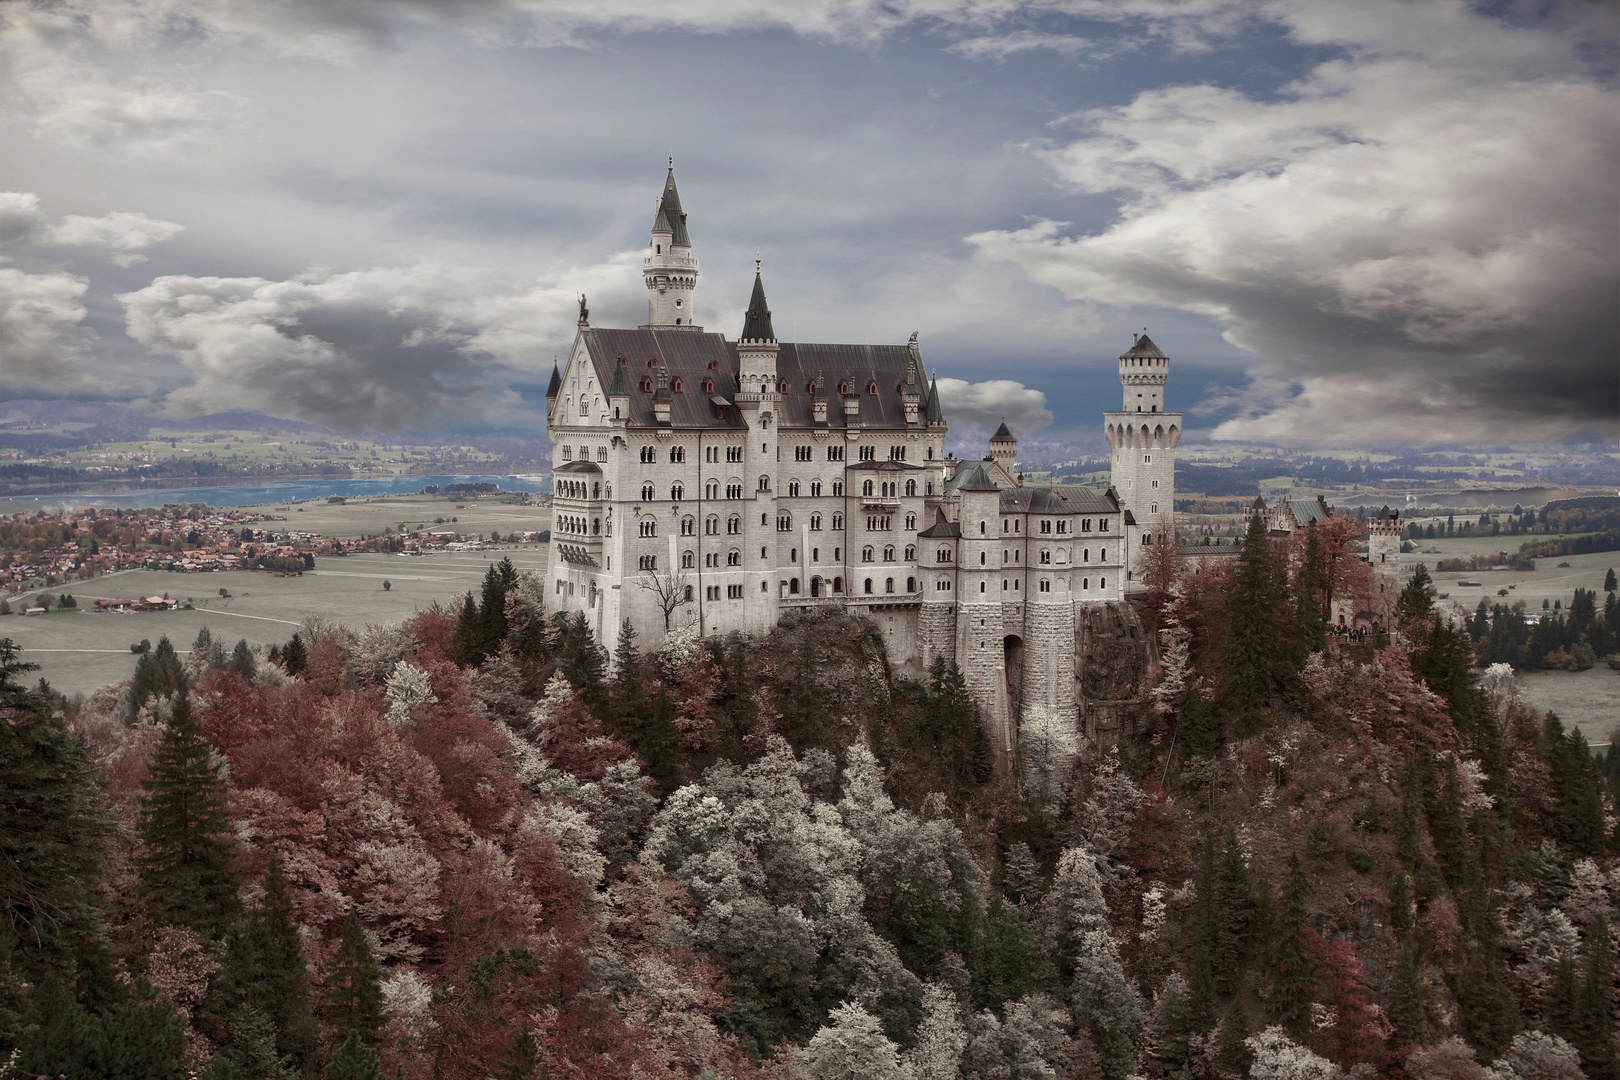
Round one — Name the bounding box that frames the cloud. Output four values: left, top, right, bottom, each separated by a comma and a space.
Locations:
936, 377, 1052, 451
0, 267, 94, 392
48, 211, 186, 265
949, 31, 1097, 60
119, 253, 643, 432
968, 1, 1620, 445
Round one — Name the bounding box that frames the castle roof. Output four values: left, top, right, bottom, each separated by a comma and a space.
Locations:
917, 515, 961, 538
1285, 496, 1330, 527
1375, 504, 1398, 520
925, 377, 943, 423
990, 421, 1015, 442
651, 166, 691, 246
740, 271, 775, 342
546, 362, 562, 399
573, 328, 932, 431
1121, 332, 1167, 359
945, 460, 1000, 492
607, 360, 630, 397
999, 485, 1119, 515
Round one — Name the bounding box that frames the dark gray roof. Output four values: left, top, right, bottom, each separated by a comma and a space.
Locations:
608, 361, 630, 397
546, 362, 562, 399
1375, 504, 1398, 520
1287, 497, 1330, 526
740, 272, 775, 342
652, 167, 691, 247
991, 421, 1014, 442
925, 378, 942, 423
579, 328, 745, 430
946, 461, 1000, 492
999, 486, 1118, 515
555, 459, 602, 474
576, 328, 928, 431
849, 460, 926, 472
918, 517, 960, 539
1121, 332, 1167, 359
1180, 542, 1242, 556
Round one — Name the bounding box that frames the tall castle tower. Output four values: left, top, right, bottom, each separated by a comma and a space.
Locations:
642, 159, 700, 329
1103, 332, 1182, 579
1367, 506, 1402, 628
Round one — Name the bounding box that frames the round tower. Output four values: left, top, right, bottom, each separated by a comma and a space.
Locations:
1103, 331, 1182, 584
989, 422, 1017, 476
643, 158, 700, 329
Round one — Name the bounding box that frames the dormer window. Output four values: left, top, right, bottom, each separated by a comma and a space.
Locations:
672, 377, 683, 393
867, 381, 878, 395
648, 358, 658, 369
709, 360, 719, 370
641, 377, 653, 393
778, 379, 789, 394
838, 380, 850, 395
703, 377, 715, 393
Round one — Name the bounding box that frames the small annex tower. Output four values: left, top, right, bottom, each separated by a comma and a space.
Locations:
1104, 331, 1181, 569
643, 158, 700, 329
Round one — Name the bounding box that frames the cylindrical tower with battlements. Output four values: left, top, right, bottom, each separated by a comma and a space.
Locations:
643, 160, 701, 329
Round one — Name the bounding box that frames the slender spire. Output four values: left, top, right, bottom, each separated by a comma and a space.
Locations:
925, 375, 943, 423
546, 361, 562, 400
651, 162, 690, 246
740, 267, 776, 342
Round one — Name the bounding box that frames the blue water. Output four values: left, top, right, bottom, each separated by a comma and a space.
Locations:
0, 474, 551, 513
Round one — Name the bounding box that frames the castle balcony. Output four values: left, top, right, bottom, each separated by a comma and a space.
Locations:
860, 497, 900, 511
643, 254, 698, 269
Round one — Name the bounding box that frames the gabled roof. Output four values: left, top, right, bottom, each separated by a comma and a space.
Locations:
946, 460, 1001, 492
740, 272, 775, 342
1375, 504, 1399, 520
917, 515, 961, 539
773, 343, 925, 430
651, 167, 691, 246
1287, 497, 1330, 526
990, 421, 1015, 442
999, 486, 1118, 515
578, 329, 744, 430
1121, 332, 1167, 359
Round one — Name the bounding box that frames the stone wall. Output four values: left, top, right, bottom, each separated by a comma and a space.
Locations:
1074, 600, 1156, 748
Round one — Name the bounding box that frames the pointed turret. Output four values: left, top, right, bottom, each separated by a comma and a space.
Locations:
739, 269, 775, 342
545, 361, 562, 421
925, 376, 944, 428
643, 158, 700, 329
989, 421, 1017, 477
607, 357, 630, 421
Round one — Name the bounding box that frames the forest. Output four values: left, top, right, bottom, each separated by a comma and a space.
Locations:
0, 509, 1616, 1080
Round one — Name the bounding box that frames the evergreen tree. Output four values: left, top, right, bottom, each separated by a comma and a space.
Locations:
971, 896, 1043, 1011
1177, 684, 1220, 760
553, 612, 607, 712
1455, 941, 1519, 1060
475, 557, 520, 660
133, 635, 186, 711
137, 690, 240, 940
1604, 567, 1616, 592
1213, 998, 1252, 1077
19, 976, 189, 1080
203, 1006, 291, 1080
1389, 868, 1413, 930
280, 633, 307, 677
1572, 915, 1617, 1080
1211, 830, 1255, 997
1289, 525, 1327, 668
1219, 512, 1287, 733
496, 1022, 538, 1080
218, 857, 315, 1069
229, 639, 257, 680
1070, 929, 1142, 1080
1545, 954, 1578, 1044
1385, 944, 1426, 1048
1398, 563, 1436, 630
323, 1031, 383, 1080
1154, 973, 1195, 1077
926, 657, 993, 796
324, 913, 382, 1043
452, 592, 481, 667
1188, 839, 1218, 1027
1268, 854, 1313, 1037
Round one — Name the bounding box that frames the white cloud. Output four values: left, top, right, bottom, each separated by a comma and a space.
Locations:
48, 211, 186, 265
948, 31, 1097, 60
0, 267, 94, 391
0, 192, 45, 249
970, 1, 1620, 444
119, 253, 643, 432
936, 376, 1052, 451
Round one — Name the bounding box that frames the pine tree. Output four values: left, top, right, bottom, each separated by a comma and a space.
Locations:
927, 657, 993, 795
1455, 941, 1519, 1060
1385, 944, 1426, 1048
1213, 998, 1252, 1077
1188, 838, 1219, 1027
220, 857, 315, 1069
1177, 684, 1220, 759
1070, 929, 1142, 1080
1268, 854, 1313, 1037
1290, 525, 1327, 668
1155, 973, 1195, 1077
1219, 511, 1287, 733
325, 913, 382, 1043
137, 690, 240, 940
203, 1005, 290, 1079
496, 1022, 538, 1080
19, 976, 189, 1080
605, 619, 680, 793
475, 557, 520, 661
1211, 830, 1254, 997
323, 1030, 383, 1080
280, 633, 307, 677
1398, 563, 1436, 630
1604, 568, 1616, 593
229, 639, 256, 680
1389, 868, 1413, 930
1572, 915, 1617, 1080
553, 612, 607, 712
452, 592, 481, 666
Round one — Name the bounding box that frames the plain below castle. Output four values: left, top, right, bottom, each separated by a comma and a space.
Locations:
544, 163, 1180, 755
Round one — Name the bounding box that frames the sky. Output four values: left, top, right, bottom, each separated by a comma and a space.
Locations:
0, 0, 1615, 452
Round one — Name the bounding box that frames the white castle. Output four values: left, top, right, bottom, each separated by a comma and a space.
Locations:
545, 163, 1180, 756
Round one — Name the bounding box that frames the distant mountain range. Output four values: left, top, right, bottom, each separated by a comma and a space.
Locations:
0, 400, 334, 450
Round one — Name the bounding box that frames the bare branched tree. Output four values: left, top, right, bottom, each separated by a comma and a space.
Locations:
636, 563, 693, 633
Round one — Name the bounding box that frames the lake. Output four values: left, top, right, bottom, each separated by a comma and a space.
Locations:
0, 474, 551, 513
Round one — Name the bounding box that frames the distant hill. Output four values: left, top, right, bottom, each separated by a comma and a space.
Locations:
180, 410, 334, 435
0, 400, 333, 449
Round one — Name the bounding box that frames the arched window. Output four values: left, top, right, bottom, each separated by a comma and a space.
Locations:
640, 446, 655, 463
1083, 548, 1089, 562
669, 446, 685, 463
680, 516, 694, 535
639, 554, 657, 570
681, 550, 694, 569
776, 514, 792, 532
979, 551, 986, 565
758, 475, 771, 492
831, 514, 844, 530
906, 577, 915, 592
727, 549, 741, 565
862, 546, 874, 562
864, 578, 873, 594
641, 377, 653, 393
979, 521, 987, 535
1083, 578, 1090, 590
904, 544, 915, 561
904, 513, 916, 530
862, 479, 874, 497
788, 480, 800, 496
1040, 549, 1050, 564
671, 482, 684, 501
883, 545, 894, 561
810, 513, 822, 530
885, 577, 894, 593
833, 576, 842, 593
789, 578, 799, 594
705, 515, 718, 535
979, 581, 986, 593
727, 516, 741, 535
937, 547, 952, 563
641, 482, 655, 501
639, 520, 657, 537
810, 479, 822, 496
905, 479, 916, 497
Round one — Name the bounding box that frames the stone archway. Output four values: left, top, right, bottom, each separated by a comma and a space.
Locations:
1003, 634, 1025, 722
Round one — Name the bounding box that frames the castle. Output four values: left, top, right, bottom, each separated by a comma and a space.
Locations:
544, 163, 1180, 757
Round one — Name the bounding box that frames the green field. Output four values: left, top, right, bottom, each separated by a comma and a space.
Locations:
3, 547, 549, 698
1398, 535, 1617, 619
267, 494, 550, 540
